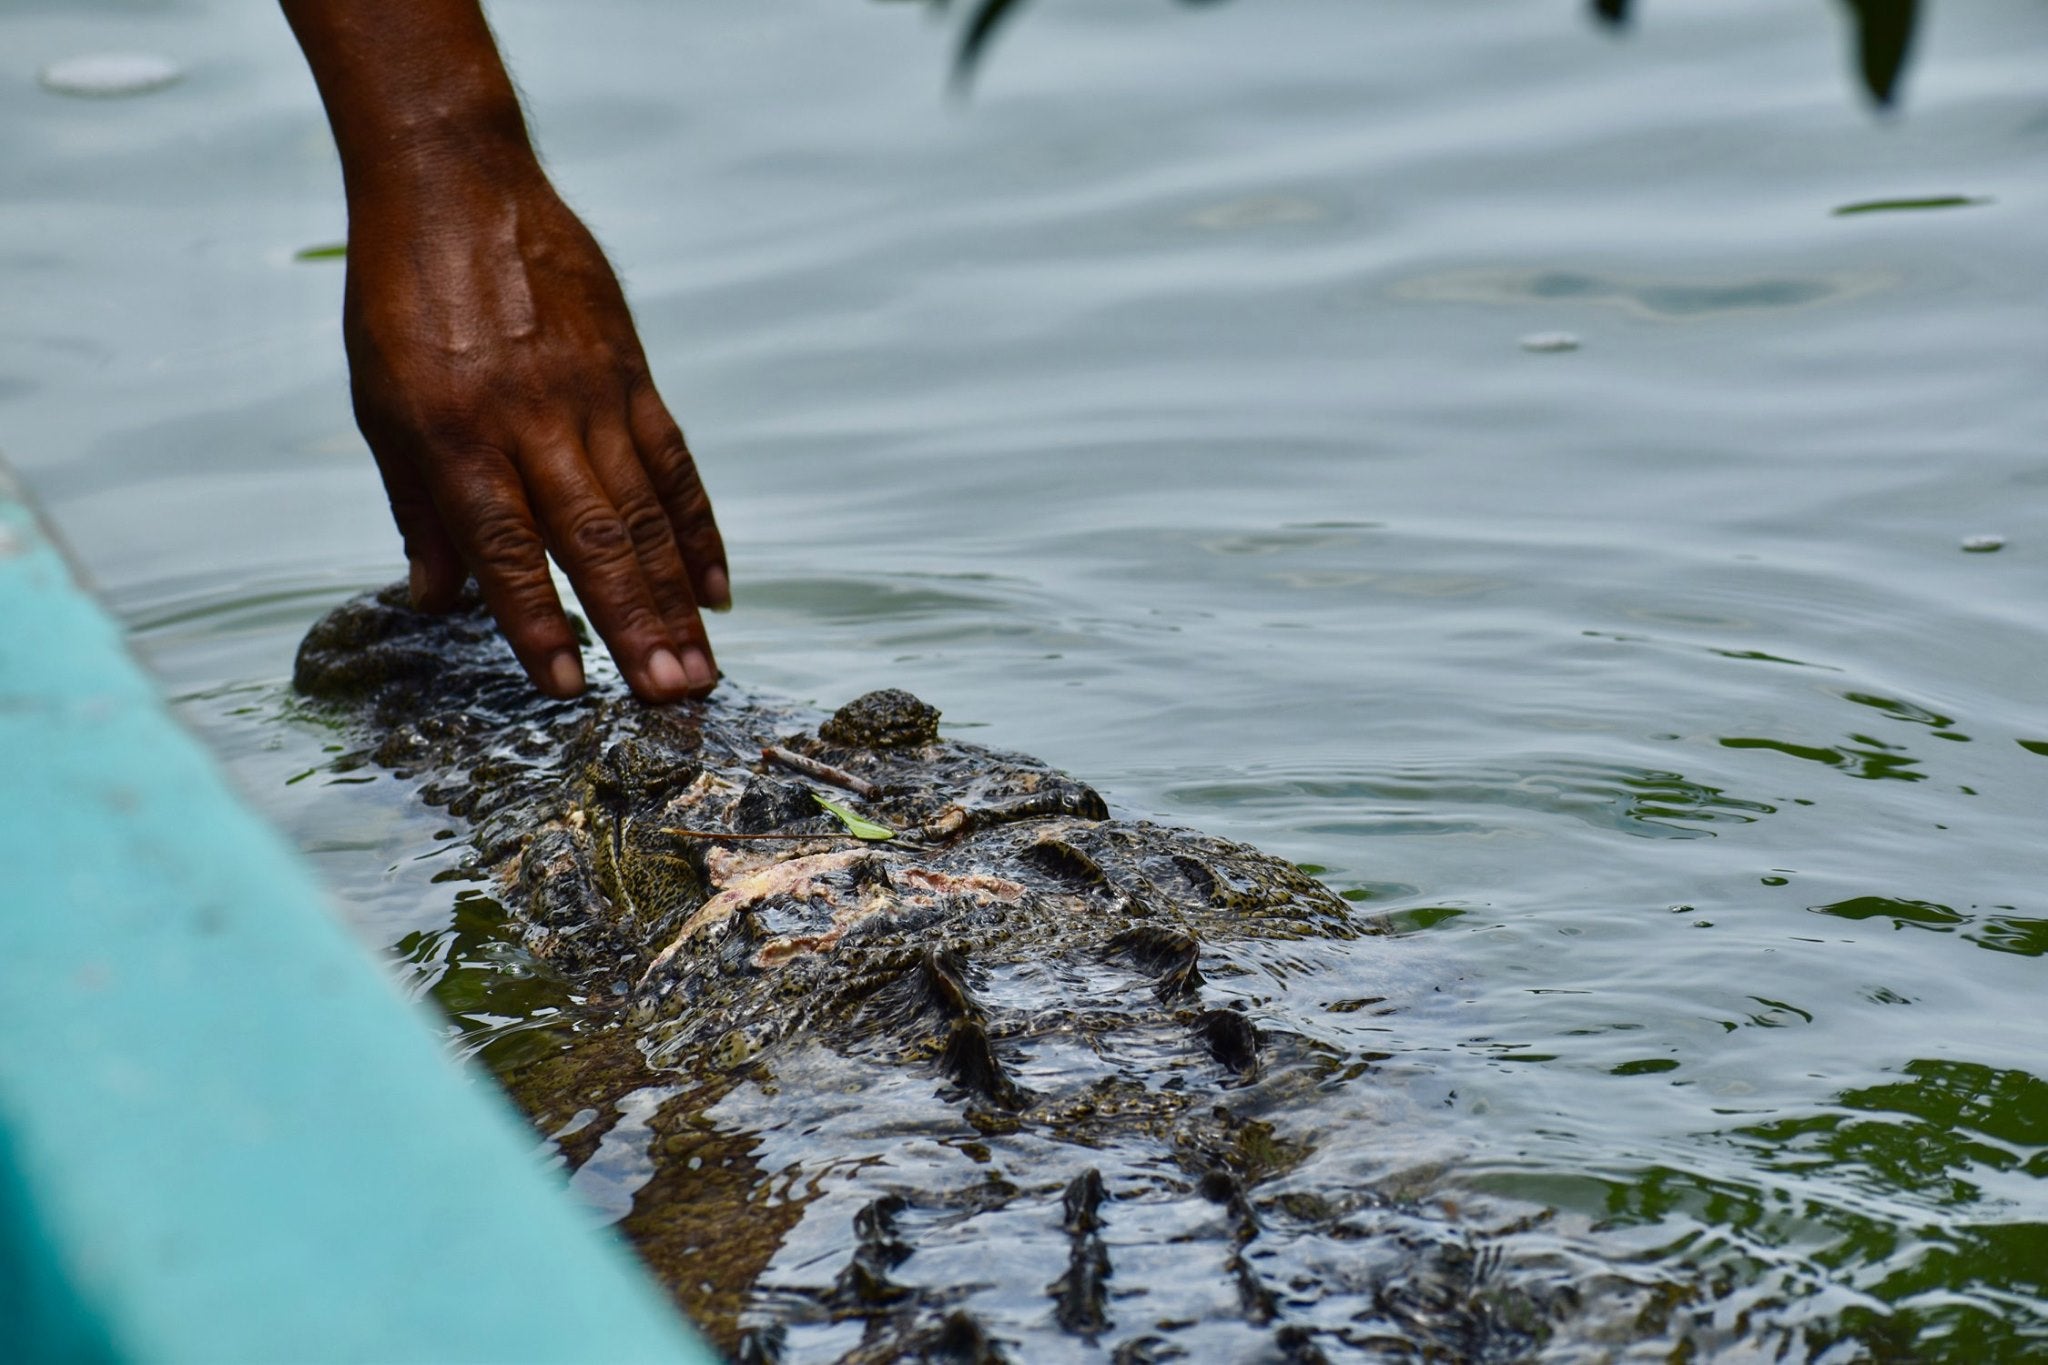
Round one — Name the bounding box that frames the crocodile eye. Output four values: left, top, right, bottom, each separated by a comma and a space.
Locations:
728, 775, 823, 833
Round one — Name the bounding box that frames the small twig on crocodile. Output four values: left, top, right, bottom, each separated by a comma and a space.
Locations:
661, 827, 872, 843
761, 745, 884, 800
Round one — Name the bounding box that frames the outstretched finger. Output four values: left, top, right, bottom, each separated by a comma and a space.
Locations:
516, 433, 699, 703
586, 417, 718, 692
628, 381, 730, 612
428, 450, 588, 699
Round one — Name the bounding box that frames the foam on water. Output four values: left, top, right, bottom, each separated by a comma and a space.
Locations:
37, 52, 183, 98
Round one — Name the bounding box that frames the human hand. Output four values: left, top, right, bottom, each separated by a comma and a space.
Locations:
340, 161, 727, 702
280, 0, 729, 701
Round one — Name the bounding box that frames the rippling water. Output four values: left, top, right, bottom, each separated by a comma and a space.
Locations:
6, 0, 2046, 1357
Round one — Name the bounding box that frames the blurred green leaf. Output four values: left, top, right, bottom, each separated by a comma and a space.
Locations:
1833, 195, 1988, 215
812, 792, 896, 841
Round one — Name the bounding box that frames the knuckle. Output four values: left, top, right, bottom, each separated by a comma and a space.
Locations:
468, 504, 543, 568
653, 462, 713, 522
488, 578, 572, 650
580, 593, 667, 653
563, 507, 634, 563
620, 499, 676, 553
677, 512, 726, 561
615, 601, 666, 640
646, 431, 696, 479
382, 486, 432, 521
420, 407, 500, 454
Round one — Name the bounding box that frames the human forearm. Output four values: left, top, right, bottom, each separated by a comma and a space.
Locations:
281, 0, 537, 200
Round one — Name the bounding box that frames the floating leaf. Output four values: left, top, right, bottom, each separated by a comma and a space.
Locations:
1833, 195, 1988, 216
294, 243, 347, 261
812, 792, 896, 841
1611, 1057, 1680, 1076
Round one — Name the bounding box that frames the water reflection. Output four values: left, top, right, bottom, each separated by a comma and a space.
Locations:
398, 889, 575, 1072
1720, 686, 1984, 785
1808, 896, 2048, 958
1393, 266, 1883, 321
1563, 1161, 2045, 1358
1722, 1058, 2048, 1355
1744, 1059, 2047, 1196
1167, 757, 1774, 840
1721, 734, 1927, 783
1476, 1051, 2048, 1357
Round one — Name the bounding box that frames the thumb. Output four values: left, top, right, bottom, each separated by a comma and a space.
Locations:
366, 433, 465, 613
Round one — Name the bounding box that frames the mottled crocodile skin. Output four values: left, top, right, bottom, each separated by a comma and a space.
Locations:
295, 585, 1698, 1363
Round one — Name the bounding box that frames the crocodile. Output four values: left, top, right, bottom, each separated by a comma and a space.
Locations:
294, 585, 1700, 1362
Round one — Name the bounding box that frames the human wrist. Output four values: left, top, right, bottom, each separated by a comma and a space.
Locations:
341, 114, 548, 223
282, 0, 545, 207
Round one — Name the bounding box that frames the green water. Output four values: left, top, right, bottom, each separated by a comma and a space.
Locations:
4, 0, 2045, 1357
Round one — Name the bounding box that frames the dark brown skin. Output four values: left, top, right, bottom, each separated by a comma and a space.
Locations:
279, 0, 727, 703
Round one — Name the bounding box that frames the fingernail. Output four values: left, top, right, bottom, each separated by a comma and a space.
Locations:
548, 650, 585, 698
681, 646, 716, 691
702, 567, 732, 613
646, 646, 689, 696
407, 559, 427, 608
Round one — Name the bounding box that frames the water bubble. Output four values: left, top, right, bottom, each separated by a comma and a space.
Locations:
1959, 534, 2005, 553
1519, 331, 1581, 353
38, 53, 183, 98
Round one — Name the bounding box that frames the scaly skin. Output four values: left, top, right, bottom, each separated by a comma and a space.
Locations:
295, 586, 1691, 1362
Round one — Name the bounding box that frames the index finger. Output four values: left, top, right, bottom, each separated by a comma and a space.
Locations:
426, 450, 588, 700
516, 432, 709, 702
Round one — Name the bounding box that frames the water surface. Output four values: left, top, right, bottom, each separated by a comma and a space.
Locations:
4, 0, 2045, 1357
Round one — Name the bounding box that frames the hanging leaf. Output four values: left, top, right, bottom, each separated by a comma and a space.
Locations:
928, 0, 1964, 109
812, 792, 897, 842
954, 0, 1030, 87
1841, 0, 1919, 106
